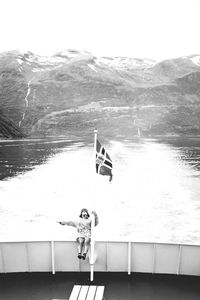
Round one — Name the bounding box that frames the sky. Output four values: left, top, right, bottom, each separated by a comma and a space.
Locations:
0, 0, 200, 61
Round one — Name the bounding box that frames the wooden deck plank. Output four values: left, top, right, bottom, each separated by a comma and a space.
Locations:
78, 286, 89, 300
95, 286, 104, 300
69, 285, 81, 300
86, 286, 97, 300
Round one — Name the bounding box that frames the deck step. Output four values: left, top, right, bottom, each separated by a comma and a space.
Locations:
69, 285, 105, 300
94, 286, 104, 300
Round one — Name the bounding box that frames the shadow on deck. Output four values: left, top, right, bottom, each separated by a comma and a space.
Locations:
0, 272, 200, 299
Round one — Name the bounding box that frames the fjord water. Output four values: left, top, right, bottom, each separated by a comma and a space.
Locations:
0, 137, 200, 244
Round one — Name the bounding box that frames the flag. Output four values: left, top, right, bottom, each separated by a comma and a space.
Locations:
96, 139, 113, 182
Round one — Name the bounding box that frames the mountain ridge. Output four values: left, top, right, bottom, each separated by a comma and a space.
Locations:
0, 50, 200, 139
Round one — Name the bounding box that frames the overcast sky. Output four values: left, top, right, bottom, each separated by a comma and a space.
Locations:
0, 0, 200, 61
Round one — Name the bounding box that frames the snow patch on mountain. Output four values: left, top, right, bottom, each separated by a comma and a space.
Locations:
54, 49, 94, 64
190, 56, 200, 66
55, 49, 85, 58
16, 58, 23, 65
88, 64, 98, 72
95, 56, 156, 70
26, 54, 66, 66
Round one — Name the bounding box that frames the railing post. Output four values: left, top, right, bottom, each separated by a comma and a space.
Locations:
51, 240, 55, 275
153, 244, 156, 274
26, 242, 30, 272
177, 245, 182, 275
90, 214, 95, 281
0, 244, 5, 273
128, 241, 131, 275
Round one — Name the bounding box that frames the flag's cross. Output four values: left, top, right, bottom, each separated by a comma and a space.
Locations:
96, 156, 104, 165
96, 146, 112, 170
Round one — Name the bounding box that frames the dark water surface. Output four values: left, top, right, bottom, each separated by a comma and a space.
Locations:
0, 138, 83, 180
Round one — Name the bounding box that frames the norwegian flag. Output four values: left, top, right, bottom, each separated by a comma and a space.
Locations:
96, 139, 113, 182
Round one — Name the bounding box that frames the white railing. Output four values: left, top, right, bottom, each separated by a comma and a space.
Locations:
0, 240, 200, 276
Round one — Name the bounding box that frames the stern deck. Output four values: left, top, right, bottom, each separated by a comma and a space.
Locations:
0, 272, 200, 300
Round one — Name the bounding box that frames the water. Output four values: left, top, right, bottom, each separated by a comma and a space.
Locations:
1, 137, 200, 245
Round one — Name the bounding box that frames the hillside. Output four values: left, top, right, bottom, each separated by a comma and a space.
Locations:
0, 50, 200, 140
0, 113, 24, 138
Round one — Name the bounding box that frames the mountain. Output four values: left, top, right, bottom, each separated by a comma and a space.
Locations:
0, 50, 200, 140
0, 113, 23, 138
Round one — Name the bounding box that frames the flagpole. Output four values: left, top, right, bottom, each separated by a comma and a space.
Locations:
90, 128, 98, 282
94, 128, 98, 166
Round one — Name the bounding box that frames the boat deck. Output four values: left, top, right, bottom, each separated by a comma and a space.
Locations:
0, 272, 200, 300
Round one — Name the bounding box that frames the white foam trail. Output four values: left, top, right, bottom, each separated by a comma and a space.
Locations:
0, 140, 200, 243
